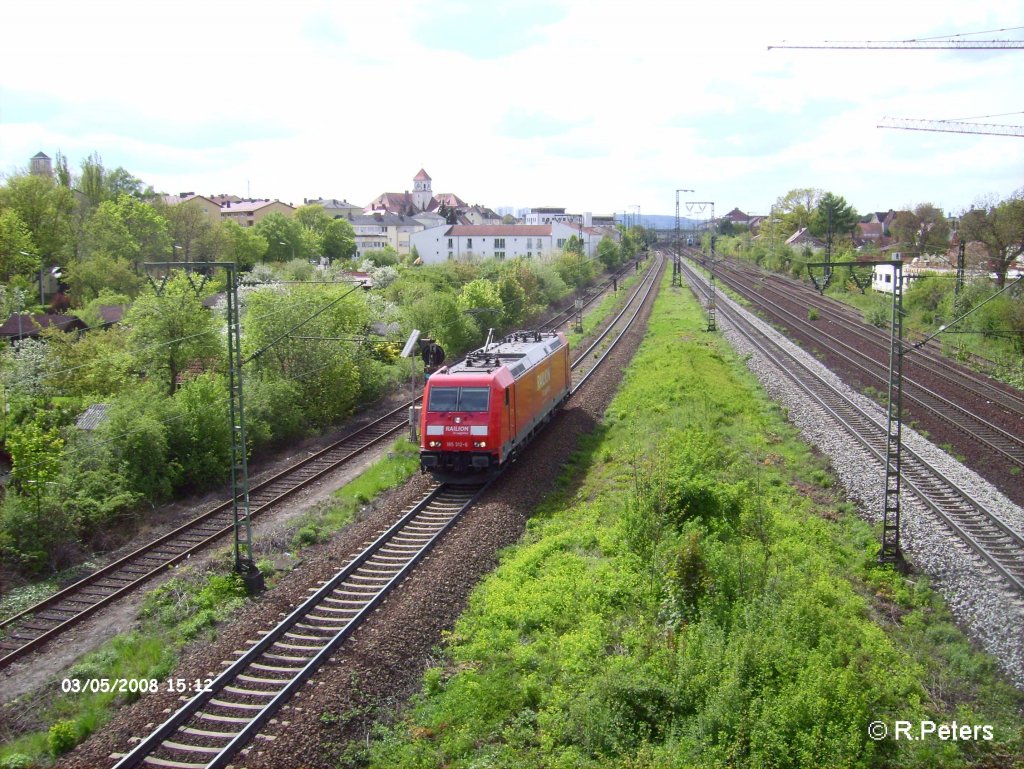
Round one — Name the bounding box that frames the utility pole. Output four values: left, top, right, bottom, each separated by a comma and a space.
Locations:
807, 260, 906, 565
954, 238, 967, 314
686, 201, 716, 330
674, 189, 694, 287
146, 262, 263, 592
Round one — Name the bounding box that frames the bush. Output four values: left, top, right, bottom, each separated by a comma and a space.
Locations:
0, 754, 34, 769
47, 720, 77, 756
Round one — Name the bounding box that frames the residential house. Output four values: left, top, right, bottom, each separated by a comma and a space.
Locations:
462, 205, 503, 226
161, 192, 222, 219
219, 199, 295, 227
785, 228, 827, 251
722, 208, 752, 227
347, 212, 424, 258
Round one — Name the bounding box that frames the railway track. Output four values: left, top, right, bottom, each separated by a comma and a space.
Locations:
694, 253, 1024, 472
0, 403, 412, 669
110, 483, 485, 769
0, 258, 654, 673
682, 259, 1024, 594
747, 265, 1024, 421
105, 254, 664, 769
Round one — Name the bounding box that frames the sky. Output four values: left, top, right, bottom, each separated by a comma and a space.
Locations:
1, 0, 1021, 223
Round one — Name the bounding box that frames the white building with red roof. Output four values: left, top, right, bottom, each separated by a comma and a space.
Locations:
410, 222, 614, 265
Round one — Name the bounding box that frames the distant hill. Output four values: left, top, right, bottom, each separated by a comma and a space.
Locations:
617, 214, 703, 230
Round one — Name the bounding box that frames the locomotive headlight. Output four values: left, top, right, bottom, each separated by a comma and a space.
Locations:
428, 440, 442, 448
473, 441, 487, 448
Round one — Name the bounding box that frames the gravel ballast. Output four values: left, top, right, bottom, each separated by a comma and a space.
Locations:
710, 281, 1024, 690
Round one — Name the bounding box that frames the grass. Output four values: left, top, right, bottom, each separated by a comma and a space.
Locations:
290, 438, 420, 549
365, 271, 1024, 769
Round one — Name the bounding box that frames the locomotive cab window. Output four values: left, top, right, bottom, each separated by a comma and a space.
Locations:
458, 387, 490, 412
428, 386, 490, 412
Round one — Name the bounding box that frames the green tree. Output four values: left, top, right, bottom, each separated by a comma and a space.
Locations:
82, 195, 171, 271
322, 217, 356, 261
294, 204, 333, 246
46, 321, 133, 397
960, 191, 1024, 286
101, 385, 176, 501
7, 417, 63, 490
64, 253, 144, 303
160, 199, 222, 265
773, 188, 824, 236
497, 273, 528, 326
221, 219, 268, 269
597, 235, 621, 269
457, 278, 503, 331
165, 372, 231, 490
0, 208, 40, 281
552, 250, 594, 290
811, 192, 858, 249
890, 204, 950, 260
125, 273, 223, 394
243, 283, 371, 427
405, 292, 481, 355
254, 212, 303, 263
78, 151, 108, 211
0, 173, 76, 266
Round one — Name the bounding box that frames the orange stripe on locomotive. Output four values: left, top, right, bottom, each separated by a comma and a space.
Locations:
419, 330, 571, 481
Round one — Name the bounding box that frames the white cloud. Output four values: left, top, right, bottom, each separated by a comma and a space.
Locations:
1, 0, 1020, 217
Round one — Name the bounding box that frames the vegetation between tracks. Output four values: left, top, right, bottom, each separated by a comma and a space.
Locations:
367, 270, 1024, 768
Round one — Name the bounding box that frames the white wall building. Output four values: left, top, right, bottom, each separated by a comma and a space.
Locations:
410, 222, 606, 265
348, 212, 424, 258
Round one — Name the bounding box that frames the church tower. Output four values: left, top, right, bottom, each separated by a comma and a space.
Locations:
411, 168, 432, 211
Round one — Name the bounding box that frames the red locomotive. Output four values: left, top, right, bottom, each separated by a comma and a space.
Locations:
419, 330, 571, 482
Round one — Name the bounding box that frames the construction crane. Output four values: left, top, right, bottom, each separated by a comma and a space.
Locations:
769, 39, 1023, 50
769, 26, 1024, 50
877, 118, 1024, 137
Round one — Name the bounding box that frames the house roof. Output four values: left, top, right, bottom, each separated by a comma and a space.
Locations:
220, 199, 294, 213
785, 228, 826, 248
0, 313, 87, 338
349, 212, 421, 226
366, 192, 416, 213
75, 403, 109, 431
305, 198, 361, 210
429, 193, 467, 210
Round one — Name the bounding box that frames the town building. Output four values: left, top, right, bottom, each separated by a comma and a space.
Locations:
218, 199, 295, 228
346, 212, 424, 258
304, 197, 363, 219
160, 193, 222, 219
410, 222, 617, 265
365, 169, 467, 217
